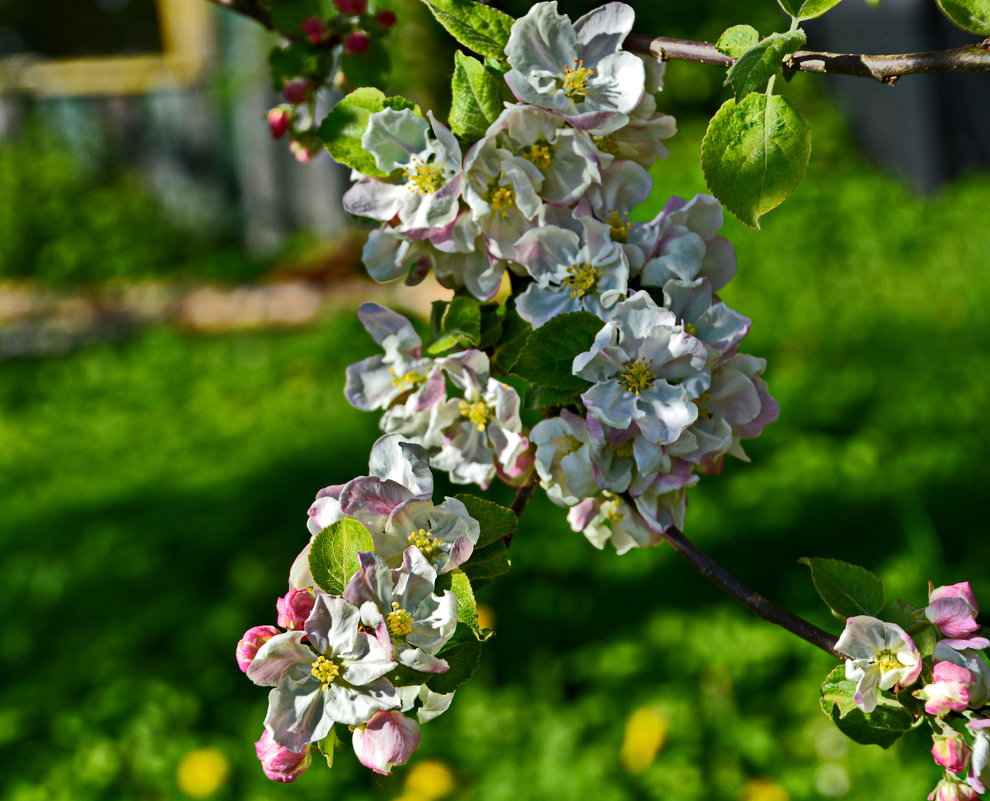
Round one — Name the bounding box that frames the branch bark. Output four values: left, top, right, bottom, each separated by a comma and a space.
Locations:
660, 524, 841, 659
625, 33, 990, 83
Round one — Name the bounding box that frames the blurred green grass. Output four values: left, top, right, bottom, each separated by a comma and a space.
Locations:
2, 104, 990, 801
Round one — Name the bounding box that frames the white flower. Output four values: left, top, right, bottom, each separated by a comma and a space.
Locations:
835, 615, 922, 713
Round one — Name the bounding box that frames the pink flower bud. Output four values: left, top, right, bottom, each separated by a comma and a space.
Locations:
300, 16, 329, 44
918, 661, 976, 715
352, 711, 421, 775
266, 108, 291, 139
334, 0, 367, 15
376, 10, 397, 28
289, 139, 318, 164
344, 32, 371, 55
928, 581, 982, 639
277, 588, 315, 630
255, 730, 312, 782
236, 625, 279, 673
933, 729, 972, 773
929, 777, 980, 801
282, 78, 311, 105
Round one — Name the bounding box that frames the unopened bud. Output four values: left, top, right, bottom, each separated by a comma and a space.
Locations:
255, 730, 312, 782
276, 588, 315, 630
930, 777, 980, 801
266, 107, 291, 139
344, 32, 371, 55
376, 10, 397, 28
334, 0, 367, 15
352, 711, 421, 775
236, 625, 279, 673
289, 138, 320, 164
300, 16, 329, 44
932, 729, 972, 773
282, 78, 311, 105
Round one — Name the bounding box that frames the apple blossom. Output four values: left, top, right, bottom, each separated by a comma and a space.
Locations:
835, 615, 922, 713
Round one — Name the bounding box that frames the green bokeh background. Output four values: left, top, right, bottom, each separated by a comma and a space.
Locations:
2, 3, 990, 800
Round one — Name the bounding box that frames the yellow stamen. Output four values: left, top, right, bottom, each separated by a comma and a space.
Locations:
489, 185, 515, 217
562, 263, 600, 298
459, 399, 492, 431
694, 389, 712, 420
403, 157, 446, 195
311, 655, 340, 690
683, 322, 697, 336
562, 57, 595, 101
614, 442, 634, 459
390, 368, 425, 389
593, 134, 619, 157
387, 602, 414, 637
408, 528, 441, 558
605, 209, 631, 242
523, 142, 553, 171
601, 496, 624, 528
617, 358, 655, 395
875, 649, 904, 672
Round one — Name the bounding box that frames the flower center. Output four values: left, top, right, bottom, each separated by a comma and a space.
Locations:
386, 602, 414, 637
601, 496, 623, 528
593, 134, 619, 157
523, 141, 553, 171
617, 358, 656, 395
488, 185, 516, 217
408, 528, 441, 558
403, 157, 445, 195
391, 368, 425, 389
694, 389, 712, 420
875, 649, 904, 672
613, 441, 634, 459
459, 399, 492, 431
683, 321, 697, 337
563, 263, 600, 297
311, 655, 340, 690
562, 58, 595, 101
604, 209, 631, 242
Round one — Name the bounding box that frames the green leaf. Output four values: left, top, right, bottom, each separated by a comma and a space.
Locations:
820, 665, 914, 748
426, 623, 483, 693
778, 0, 846, 20
418, 0, 515, 59
450, 568, 479, 630
268, 43, 314, 89
461, 540, 511, 582
426, 295, 481, 354
701, 92, 812, 229
340, 38, 392, 89
478, 303, 503, 349
799, 557, 886, 619
935, 0, 990, 35
524, 383, 585, 410
315, 727, 341, 769
308, 517, 374, 596
492, 303, 531, 374
724, 30, 807, 101
270, 0, 321, 33
715, 25, 760, 58
450, 52, 503, 140
454, 493, 517, 547
317, 87, 420, 177
512, 311, 603, 389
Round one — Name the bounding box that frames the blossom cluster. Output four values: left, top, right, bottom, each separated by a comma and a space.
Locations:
341, 1, 778, 552
835, 582, 990, 801
266, 0, 398, 163
236, 435, 477, 781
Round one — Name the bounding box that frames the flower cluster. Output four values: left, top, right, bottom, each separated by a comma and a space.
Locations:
236, 435, 473, 781
342, 1, 777, 552
835, 582, 990, 801
266, 0, 398, 162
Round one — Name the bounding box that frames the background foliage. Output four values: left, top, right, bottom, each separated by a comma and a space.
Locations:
3, 85, 989, 798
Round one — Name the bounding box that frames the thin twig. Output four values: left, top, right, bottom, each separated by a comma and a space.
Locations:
661, 524, 841, 658
503, 467, 541, 548
625, 33, 990, 82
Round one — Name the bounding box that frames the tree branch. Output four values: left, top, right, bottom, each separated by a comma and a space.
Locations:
504, 469, 541, 548
625, 33, 990, 83
660, 524, 841, 659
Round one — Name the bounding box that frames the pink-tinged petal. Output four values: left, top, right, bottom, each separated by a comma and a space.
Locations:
352, 711, 421, 775
277, 588, 316, 631
928, 596, 981, 638
237, 625, 280, 673
367, 435, 433, 498
340, 478, 414, 529
343, 179, 407, 222
932, 582, 978, 609
247, 632, 313, 687
573, 2, 635, 63
935, 661, 977, 684
289, 542, 314, 590
255, 730, 312, 783
942, 636, 990, 650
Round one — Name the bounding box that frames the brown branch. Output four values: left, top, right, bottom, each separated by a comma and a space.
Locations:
660, 524, 841, 659
625, 33, 990, 82
504, 469, 541, 548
